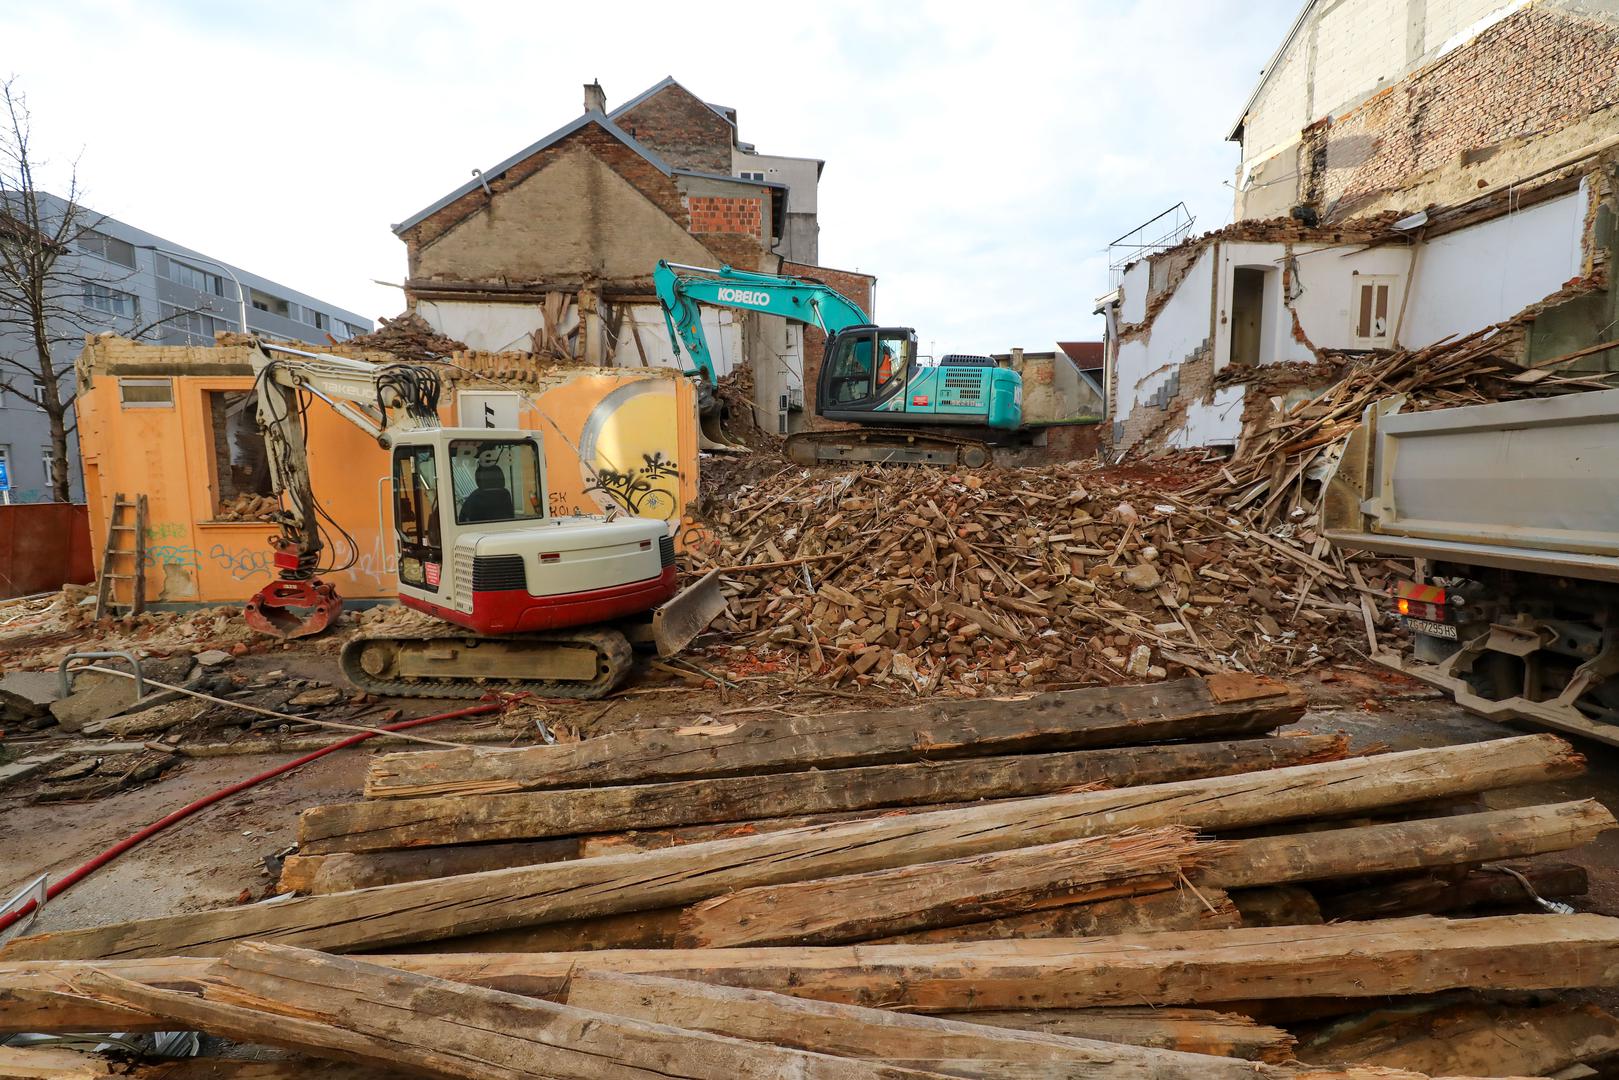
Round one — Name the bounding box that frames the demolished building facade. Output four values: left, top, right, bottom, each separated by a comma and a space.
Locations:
1100, 0, 1619, 453
395, 77, 872, 438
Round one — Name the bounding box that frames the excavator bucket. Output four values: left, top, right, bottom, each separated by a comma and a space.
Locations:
245, 578, 343, 640
651, 569, 727, 658
696, 382, 750, 453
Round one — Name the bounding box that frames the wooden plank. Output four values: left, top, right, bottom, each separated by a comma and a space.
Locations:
943, 1008, 1294, 1064
364, 674, 1308, 798
13, 914, 1619, 1033
560, 971, 1294, 1078
676, 829, 1201, 947
1201, 800, 1616, 888
0, 1054, 394, 1079
303, 736, 1350, 855
278, 840, 579, 894
872, 886, 1239, 943
68, 944, 949, 1080
0, 734, 1580, 960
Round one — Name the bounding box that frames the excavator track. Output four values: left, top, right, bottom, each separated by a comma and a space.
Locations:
340, 617, 635, 700
784, 426, 995, 468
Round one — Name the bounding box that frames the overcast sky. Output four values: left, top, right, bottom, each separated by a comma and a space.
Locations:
8, 0, 1296, 353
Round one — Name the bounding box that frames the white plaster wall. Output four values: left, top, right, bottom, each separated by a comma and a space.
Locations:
1401, 189, 1586, 348
1116, 246, 1214, 419
1119, 259, 1149, 325
1287, 243, 1414, 353
415, 299, 743, 376
1168, 387, 1246, 449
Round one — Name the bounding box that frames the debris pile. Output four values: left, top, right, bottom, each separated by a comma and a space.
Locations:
214, 492, 280, 522
341, 311, 468, 362
690, 460, 1394, 695
4, 677, 1618, 1077
1188, 325, 1619, 526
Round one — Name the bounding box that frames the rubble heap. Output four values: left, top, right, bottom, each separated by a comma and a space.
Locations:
690, 460, 1396, 695
342, 312, 468, 362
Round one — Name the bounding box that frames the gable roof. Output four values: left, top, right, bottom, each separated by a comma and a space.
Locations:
1227, 0, 1315, 143
609, 76, 736, 127
392, 111, 672, 235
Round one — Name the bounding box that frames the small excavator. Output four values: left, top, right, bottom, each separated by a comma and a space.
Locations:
242, 342, 724, 698
655, 261, 1025, 467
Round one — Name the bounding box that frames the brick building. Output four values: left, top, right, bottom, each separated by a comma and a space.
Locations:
394, 77, 860, 435
1096, 0, 1619, 453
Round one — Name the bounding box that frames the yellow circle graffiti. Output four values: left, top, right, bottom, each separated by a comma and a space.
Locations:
574, 379, 683, 523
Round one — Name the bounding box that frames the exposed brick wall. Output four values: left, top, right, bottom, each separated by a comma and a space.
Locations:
689, 196, 763, 237
781, 261, 875, 429
399, 122, 689, 278
1318, 5, 1619, 216
613, 84, 734, 174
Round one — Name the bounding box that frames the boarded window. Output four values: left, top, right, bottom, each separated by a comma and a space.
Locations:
118, 378, 174, 408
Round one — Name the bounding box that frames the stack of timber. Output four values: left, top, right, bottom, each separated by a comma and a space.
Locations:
6, 675, 1619, 1077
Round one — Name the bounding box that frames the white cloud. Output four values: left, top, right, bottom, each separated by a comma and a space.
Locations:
5, 0, 1296, 349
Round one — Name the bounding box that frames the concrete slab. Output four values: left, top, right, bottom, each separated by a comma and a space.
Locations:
0, 672, 60, 718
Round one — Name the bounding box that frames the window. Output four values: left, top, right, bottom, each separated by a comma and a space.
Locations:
32, 380, 45, 410
83, 282, 139, 319
393, 445, 443, 591
307, 309, 329, 331
449, 439, 544, 525
165, 259, 225, 296
118, 377, 174, 408
738, 170, 766, 181
249, 289, 291, 318
40, 445, 54, 484
77, 230, 136, 268
1352, 275, 1398, 347
874, 330, 913, 396
206, 390, 275, 517
825, 330, 876, 405
161, 302, 228, 344
344, 321, 368, 339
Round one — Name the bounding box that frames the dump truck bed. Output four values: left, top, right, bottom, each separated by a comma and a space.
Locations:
1324, 388, 1619, 582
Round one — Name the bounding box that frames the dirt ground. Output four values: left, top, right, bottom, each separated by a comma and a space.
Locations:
4, 660, 1618, 943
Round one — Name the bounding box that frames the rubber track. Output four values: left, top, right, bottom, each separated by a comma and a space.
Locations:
784, 426, 994, 466
339, 624, 635, 700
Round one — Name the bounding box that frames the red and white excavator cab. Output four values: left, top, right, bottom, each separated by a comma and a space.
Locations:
387, 429, 677, 635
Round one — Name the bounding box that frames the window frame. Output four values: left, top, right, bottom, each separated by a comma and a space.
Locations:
117, 377, 176, 409
1350, 274, 1399, 348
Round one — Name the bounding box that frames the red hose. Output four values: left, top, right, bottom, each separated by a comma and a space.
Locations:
0, 700, 504, 936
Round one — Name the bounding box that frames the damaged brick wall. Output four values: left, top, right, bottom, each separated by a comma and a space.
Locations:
1112, 341, 1214, 453
613, 84, 734, 174
781, 260, 875, 429
1317, 4, 1619, 218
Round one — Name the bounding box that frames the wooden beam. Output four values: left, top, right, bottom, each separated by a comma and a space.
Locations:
676, 829, 1202, 947
363, 674, 1308, 798
69, 943, 950, 1080
560, 971, 1295, 1078
301, 736, 1350, 855
1297, 1000, 1619, 1075
942, 1008, 1294, 1064
278, 840, 579, 894
0, 735, 1580, 960
1202, 800, 1616, 888
12, 915, 1619, 1034
872, 886, 1239, 943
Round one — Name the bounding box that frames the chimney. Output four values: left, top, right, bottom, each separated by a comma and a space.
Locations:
584, 80, 607, 114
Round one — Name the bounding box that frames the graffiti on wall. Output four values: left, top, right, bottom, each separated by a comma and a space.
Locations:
573, 380, 683, 524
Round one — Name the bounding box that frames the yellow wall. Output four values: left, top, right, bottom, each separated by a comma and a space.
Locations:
76, 338, 698, 605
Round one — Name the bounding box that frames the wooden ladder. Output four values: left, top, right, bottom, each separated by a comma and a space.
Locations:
94, 492, 148, 619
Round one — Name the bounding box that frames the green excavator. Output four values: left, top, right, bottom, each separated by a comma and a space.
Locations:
654, 261, 1025, 467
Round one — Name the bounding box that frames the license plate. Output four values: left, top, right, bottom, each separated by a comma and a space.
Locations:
1405, 616, 1457, 640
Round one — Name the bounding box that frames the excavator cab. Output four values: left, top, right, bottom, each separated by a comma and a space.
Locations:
821, 327, 916, 412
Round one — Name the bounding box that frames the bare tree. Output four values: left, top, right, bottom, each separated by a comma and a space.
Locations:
0, 77, 210, 501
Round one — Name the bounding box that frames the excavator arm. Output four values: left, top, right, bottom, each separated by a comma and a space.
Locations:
654, 260, 873, 386
246, 342, 443, 637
